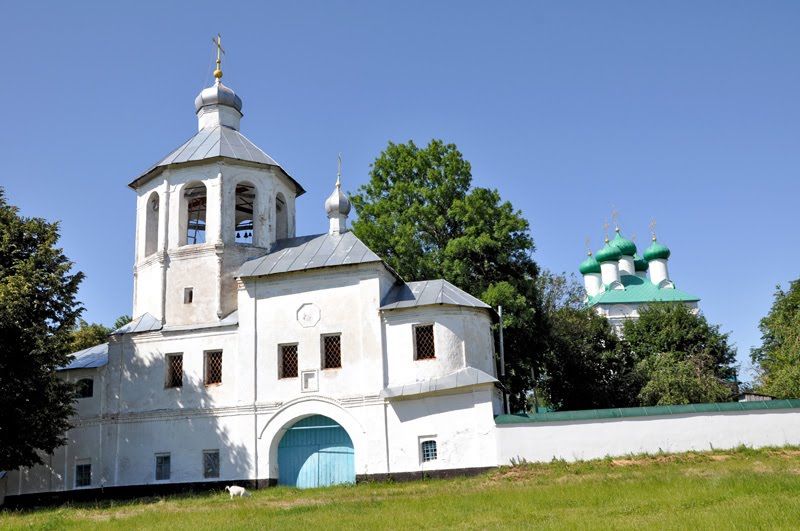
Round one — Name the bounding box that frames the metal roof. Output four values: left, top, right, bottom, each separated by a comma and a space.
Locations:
381, 367, 497, 399
128, 125, 305, 195
380, 279, 491, 311
238, 231, 384, 279
59, 343, 108, 371
110, 312, 163, 335
588, 274, 700, 307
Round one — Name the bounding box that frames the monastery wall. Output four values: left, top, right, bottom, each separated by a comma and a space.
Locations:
495, 405, 800, 464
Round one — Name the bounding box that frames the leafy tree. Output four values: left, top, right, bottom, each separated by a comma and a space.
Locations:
113, 314, 132, 330
0, 189, 83, 471
351, 140, 542, 411
69, 320, 111, 352
622, 304, 736, 406
538, 272, 641, 410
751, 279, 800, 398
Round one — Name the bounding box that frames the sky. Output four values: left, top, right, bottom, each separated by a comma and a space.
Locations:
2, 2, 799, 380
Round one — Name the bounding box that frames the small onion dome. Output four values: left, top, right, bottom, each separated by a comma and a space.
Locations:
324, 177, 351, 218
610, 229, 637, 256
644, 238, 671, 261
595, 241, 622, 263
195, 81, 243, 113
579, 252, 601, 275
634, 254, 649, 271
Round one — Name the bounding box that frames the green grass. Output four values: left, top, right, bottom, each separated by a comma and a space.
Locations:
3, 447, 800, 530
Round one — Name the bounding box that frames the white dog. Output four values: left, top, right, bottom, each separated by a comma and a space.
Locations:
225, 485, 251, 499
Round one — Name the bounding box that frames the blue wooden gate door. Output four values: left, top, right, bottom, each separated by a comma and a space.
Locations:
277, 415, 355, 488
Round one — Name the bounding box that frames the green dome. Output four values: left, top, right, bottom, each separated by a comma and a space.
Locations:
610, 230, 637, 256
634, 254, 649, 271
595, 242, 622, 263
579, 253, 601, 275
644, 239, 671, 261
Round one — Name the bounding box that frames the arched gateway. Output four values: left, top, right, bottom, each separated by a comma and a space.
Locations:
277, 415, 355, 488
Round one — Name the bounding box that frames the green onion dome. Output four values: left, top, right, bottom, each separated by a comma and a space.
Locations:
610, 229, 637, 256
579, 252, 601, 275
644, 238, 671, 261
634, 254, 649, 272
595, 241, 622, 263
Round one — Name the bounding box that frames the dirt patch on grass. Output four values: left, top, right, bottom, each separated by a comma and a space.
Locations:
709, 455, 730, 461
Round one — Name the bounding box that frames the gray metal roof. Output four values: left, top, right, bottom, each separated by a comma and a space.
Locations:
239, 231, 384, 279
128, 125, 305, 195
381, 367, 497, 399
110, 312, 162, 335
380, 279, 491, 311
59, 343, 108, 371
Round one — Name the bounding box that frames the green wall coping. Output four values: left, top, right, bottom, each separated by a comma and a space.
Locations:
495, 399, 800, 425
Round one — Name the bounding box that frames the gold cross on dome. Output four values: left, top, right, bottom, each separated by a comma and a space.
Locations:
212, 34, 225, 80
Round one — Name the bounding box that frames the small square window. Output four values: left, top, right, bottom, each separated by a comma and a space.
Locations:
184, 287, 194, 304
280, 344, 298, 378
414, 324, 436, 360
75, 463, 91, 487
203, 450, 220, 478
322, 334, 342, 369
421, 440, 437, 462
155, 453, 171, 481
166, 354, 183, 388
76, 378, 93, 398
205, 351, 223, 385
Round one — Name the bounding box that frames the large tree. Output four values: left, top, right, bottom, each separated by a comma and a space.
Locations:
622, 304, 736, 406
751, 279, 800, 399
0, 188, 83, 471
351, 140, 543, 410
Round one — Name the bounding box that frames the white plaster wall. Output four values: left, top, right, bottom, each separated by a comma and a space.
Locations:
384, 307, 494, 386
496, 409, 800, 464
385, 387, 498, 474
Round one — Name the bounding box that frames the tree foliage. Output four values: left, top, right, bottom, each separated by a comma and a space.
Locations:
351, 140, 542, 410
751, 279, 800, 399
69, 315, 133, 353
0, 188, 83, 470
622, 304, 736, 406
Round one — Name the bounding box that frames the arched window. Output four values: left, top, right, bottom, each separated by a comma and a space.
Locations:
76, 378, 93, 399
234, 183, 255, 244
276, 193, 288, 240
184, 182, 207, 245
144, 192, 159, 256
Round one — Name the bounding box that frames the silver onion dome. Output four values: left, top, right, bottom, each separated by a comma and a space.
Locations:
194, 81, 243, 113
324, 177, 351, 218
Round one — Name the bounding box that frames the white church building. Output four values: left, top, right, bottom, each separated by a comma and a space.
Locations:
3, 64, 503, 500
5, 53, 800, 506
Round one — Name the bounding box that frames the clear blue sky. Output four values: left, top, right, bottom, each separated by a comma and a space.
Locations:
3, 2, 798, 380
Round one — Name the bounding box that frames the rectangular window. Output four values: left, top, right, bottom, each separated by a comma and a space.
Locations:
184, 287, 194, 304
155, 453, 171, 481
322, 334, 342, 369
204, 351, 223, 385
414, 324, 436, 360
75, 463, 91, 487
203, 450, 220, 478
421, 440, 438, 462
165, 354, 183, 388
280, 344, 299, 379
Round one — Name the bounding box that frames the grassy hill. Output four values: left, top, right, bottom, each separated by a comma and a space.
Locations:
3, 447, 800, 530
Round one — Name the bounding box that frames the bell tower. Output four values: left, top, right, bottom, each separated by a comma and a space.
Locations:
128, 40, 305, 326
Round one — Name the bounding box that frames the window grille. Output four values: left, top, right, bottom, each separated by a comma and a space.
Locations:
75, 463, 91, 487
76, 378, 93, 398
166, 354, 183, 388
280, 344, 298, 378
155, 454, 171, 481
203, 450, 220, 478
205, 351, 223, 385
414, 324, 436, 360
322, 334, 342, 369
421, 440, 437, 462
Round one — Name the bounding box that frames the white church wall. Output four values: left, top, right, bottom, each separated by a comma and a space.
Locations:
384, 307, 494, 387
496, 409, 800, 465
245, 264, 387, 403
385, 387, 497, 474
